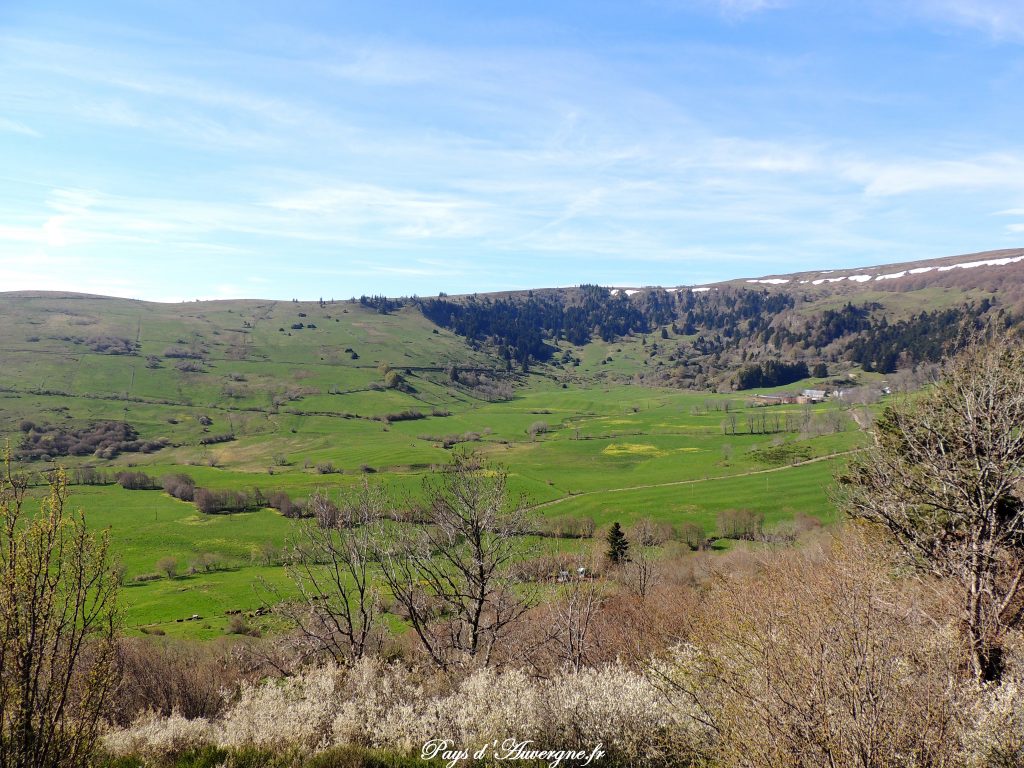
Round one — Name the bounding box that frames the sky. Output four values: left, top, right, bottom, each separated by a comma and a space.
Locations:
2, 0, 1024, 301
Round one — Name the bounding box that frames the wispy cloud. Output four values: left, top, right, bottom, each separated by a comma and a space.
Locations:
911, 1, 1024, 41
0, 117, 40, 137
665, 0, 790, 19
841, 154, 1024, 196
1, 4, 1023, 299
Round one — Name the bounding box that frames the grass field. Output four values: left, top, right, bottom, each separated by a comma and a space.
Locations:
0, 293, 874, 637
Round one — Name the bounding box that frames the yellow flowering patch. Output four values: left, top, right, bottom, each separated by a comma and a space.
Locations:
602, 443, 667, 457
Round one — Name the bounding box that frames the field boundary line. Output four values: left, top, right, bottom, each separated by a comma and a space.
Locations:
526, 448, 863, 512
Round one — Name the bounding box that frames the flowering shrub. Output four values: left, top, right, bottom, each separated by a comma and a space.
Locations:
103, 713, 217, 760
962, 678, 1024, 768
103, 659, 704, 765
221, 666, 343, 750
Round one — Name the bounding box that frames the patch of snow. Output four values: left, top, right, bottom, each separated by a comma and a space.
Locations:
691, 287, 711, 292
746, 278, 790, 285
666, 287, 679, 292
937, 254, 1024, 272
848, 275, 872, 283
875, 271, 907, 281
909, 267, 934, 274
624, 289, 640, 296
610, 289, 621, 296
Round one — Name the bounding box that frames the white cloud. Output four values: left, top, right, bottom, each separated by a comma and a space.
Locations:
0, 117, 40, 137
672, 0, 790, 18
265, 184, 493, 240
717, 0, 789, 15
911, 0, 1024, 41
841, 154, 1024, 196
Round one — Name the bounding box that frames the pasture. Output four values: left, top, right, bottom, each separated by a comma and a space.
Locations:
0, 294, 872, 637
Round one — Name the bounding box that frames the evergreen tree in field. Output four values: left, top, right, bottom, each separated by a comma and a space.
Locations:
606, 522, 630, 564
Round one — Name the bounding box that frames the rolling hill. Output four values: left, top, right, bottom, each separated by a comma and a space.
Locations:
0, 247, 1018, 635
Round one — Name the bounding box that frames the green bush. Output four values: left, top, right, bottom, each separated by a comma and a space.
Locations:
306, 746, 439, 768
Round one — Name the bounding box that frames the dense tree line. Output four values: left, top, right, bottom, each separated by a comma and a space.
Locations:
734, 360, 810, 390
419, 285, 665, 366
417, 283, 1018, 386
846, 303, 987, 373
358, 295, 404, 314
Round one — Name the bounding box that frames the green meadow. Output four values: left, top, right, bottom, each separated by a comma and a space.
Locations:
0, 294, 871, 637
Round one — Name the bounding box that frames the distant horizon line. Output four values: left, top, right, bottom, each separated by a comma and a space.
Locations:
2, 245, 1022, 305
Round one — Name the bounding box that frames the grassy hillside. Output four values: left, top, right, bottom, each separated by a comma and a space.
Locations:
9, 253, 996, 638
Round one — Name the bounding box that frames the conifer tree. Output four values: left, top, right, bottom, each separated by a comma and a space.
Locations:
606, 521, 630, 565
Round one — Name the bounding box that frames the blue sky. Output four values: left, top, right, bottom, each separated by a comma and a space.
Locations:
2, 0, 1024, 300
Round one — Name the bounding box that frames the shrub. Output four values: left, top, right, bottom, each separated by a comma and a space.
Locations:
225, 614, 256, 637
116, 471, 158, 491
662, 531, 963, 767
963, 678, 1024, 768
118, 658, 706, 764
221, 667, 343, 750
267, 490, 306, 518
538, 515, 596, 539
377, 410, 423, 423
194, 488, 260, 515
678, 521, 707, 551
15, 421, 167, 461
527, 420, 549, 439
162, 473, 196, 501
631, 517, 674, 547
85, 335, 138, 355
162, 346, 204, 359
715, 508, 764, 540
109, 637, 250, 724
73, 466, 114, 485
102, 714, 218, 762
190, 552, 224, 573
199, 433, 234, 445
156, 556, 178, 579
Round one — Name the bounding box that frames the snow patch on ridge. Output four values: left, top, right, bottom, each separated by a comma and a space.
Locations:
937, 255, 1024, 271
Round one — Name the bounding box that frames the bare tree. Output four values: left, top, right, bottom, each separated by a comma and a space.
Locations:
377, 452, 535, 670
276, 481, 385, 666
0, 459, 120, 768
839, 339, 1024, 683
656, 531, 961, 768
548, 576, 606, 672
621, 546, 660, 600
